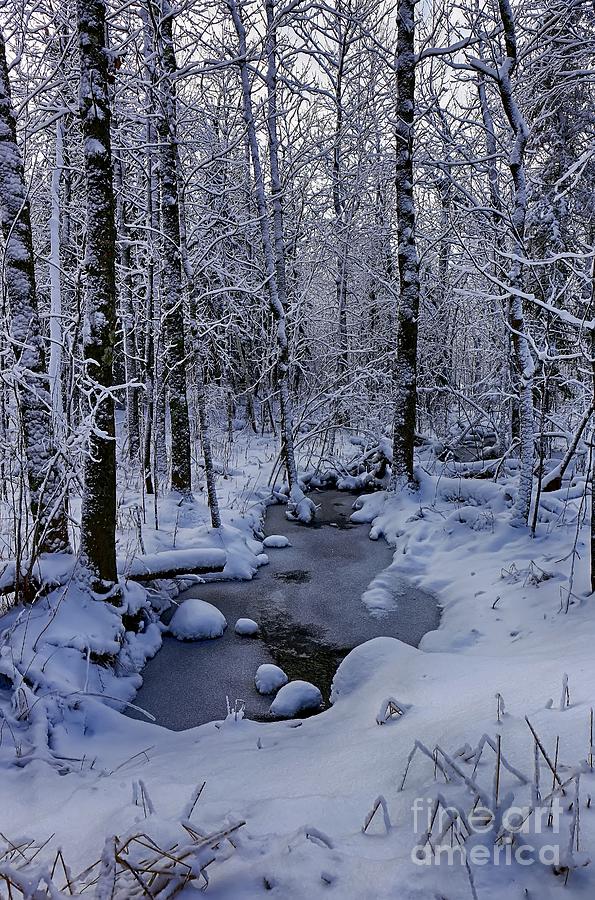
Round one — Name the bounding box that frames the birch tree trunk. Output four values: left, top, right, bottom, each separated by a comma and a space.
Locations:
153, 0, 193, 497
0, 31, 70, 557
76, 0, 118, 588
391, 0, 420, 488
140, 3, 157, 496
494, 0, 535, 526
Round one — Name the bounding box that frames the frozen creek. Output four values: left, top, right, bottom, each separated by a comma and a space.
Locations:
132, 490, 439, 729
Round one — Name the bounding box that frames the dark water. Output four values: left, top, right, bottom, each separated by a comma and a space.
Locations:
130, 491, 439, 730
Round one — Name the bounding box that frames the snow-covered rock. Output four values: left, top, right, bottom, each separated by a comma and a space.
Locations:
169, 598, 227, 641
269, 680, 323, 717
235, 617, 259, 636
263, 534, 291, 549
255, 664, 288, 695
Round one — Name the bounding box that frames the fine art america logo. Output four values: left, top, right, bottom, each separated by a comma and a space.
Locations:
411, 797, 563, 867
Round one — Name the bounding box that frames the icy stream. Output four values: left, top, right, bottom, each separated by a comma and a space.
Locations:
132, 490, 439, 730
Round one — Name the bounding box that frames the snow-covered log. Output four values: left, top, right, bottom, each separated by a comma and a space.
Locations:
0, 547, 226, 596
121, 548, 226, 582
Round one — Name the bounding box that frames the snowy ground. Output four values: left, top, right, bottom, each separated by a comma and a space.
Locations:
2, 437, 595, 897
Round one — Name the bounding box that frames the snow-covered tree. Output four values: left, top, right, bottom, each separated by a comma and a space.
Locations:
0, 28, 70, 560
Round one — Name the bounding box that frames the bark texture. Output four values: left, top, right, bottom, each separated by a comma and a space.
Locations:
76, 0, 118, 587
391, 0, 420, 487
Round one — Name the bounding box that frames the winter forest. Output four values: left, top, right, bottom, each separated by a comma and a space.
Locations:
0, 0, 594, 895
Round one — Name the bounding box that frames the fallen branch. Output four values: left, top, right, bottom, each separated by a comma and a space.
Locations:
542, 405, 593, 492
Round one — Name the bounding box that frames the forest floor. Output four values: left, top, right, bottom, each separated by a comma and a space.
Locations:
2, 434, 595, 898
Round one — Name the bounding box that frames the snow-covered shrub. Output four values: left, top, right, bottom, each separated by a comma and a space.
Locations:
286, 485, 317, 524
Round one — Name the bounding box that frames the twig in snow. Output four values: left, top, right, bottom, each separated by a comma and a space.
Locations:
183, 782, 206, 820
525, 717, 565, 794
362, 796, 391, 834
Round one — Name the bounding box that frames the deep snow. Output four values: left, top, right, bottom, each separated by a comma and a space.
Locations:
2, 437, 595, 899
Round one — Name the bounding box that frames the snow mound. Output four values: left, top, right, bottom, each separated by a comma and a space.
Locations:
269, 680, 323, 717
235, 617, 259, 636
255, 664, 288, 694
263, 534, 291, 548
169, 598, 227, 641
331, 637, 418, 703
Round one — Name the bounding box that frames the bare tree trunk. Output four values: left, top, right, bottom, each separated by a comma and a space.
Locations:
196, 379, 221, 528
495, 0, 535, 526
331, 13, 350, 396
140, 2, 157, 496
153, 0, 192, 497
391, 0, 420, 488
114, 150, 141, 463
260, 0, 301, 500
229, 0, 303, 509
0, 30, 70, 557
76, 0, 118, 589
477, 72, 512, 453
589, 247, 595, 593
49, 119, 65, 439
176, 157, 222, 529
